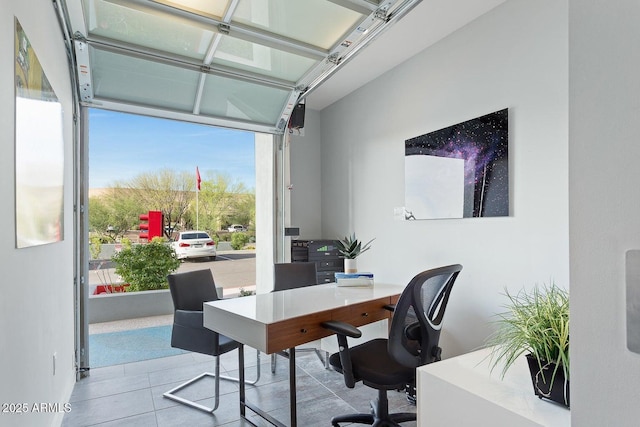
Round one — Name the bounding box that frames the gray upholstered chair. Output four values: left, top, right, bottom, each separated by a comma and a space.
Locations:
322, 264, 462, 426
271, 262, 329, 372
163, 269, 260, 413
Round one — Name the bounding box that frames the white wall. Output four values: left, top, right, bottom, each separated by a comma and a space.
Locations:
0, 0, 76, 426
569, 1, 640, 425
315, 0, 569, 356
290, 109, 323, 240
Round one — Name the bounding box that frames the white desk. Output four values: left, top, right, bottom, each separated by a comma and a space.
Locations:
417, 347, 570, 427
203, 283, 403, 427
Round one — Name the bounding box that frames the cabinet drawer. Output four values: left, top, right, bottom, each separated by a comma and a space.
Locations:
292, 254, 308, 262
316, 258, 344, 271
308, 251, 340, 260
331, 297, 392, 328
292, 247, 307, 259
266, 312, 333, 353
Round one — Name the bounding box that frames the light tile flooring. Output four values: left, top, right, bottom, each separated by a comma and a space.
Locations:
64, 318, 417, 427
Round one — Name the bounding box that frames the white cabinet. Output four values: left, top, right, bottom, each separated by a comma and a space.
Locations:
416, 347, 570, 427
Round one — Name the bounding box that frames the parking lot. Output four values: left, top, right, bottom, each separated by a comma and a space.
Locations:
88, 249, 256, 294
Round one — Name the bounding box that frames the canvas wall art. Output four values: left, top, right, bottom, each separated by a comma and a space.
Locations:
15, 18, 64, 248
626, 250, 640, 354
404, 109, 508, 220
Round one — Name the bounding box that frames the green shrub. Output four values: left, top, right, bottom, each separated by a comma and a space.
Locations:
89, 236, 103, 260
120, 237, 132, 250
230, 232, 250, 250
211, 233, 220, 245
112, 237, 180, 292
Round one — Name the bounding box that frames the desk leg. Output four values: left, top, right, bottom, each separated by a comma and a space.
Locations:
289, 347, 297, 427
238, 347, 288, 427
238, 344, 246, 418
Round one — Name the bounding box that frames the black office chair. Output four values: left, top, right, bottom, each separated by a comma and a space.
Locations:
271, 262, 330, 372
273, 262, 318, 291
322, 264, 462, 427
163, 269, 260, 413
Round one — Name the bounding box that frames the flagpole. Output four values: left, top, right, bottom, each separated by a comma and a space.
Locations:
196, 166, 200, 230
196, 187, 199, 230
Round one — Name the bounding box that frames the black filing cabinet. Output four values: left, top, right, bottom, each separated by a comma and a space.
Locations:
291, 239, 344, 284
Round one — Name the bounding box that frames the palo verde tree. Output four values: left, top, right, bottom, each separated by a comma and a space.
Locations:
88, 188, 145, 242
231, 192, 255, 230
122, 168, 194, 235
89, 168, 255, 239
188, 171, 255, 232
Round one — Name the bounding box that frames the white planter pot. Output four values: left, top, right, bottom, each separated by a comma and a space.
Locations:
344, 258, 357, 273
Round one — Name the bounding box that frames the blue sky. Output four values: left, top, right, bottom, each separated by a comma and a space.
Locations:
88, 109, 256, 189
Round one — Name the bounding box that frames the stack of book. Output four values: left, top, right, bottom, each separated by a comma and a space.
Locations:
334, 272, 374, 287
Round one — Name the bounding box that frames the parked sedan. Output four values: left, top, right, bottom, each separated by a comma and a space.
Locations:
227, 224, 247, 232
171, 231, 216, 260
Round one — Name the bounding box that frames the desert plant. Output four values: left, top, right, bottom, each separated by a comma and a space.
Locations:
487, 282, 570, 384
335, 233, 375, 259
231, 232, 250, 250
111, 236, 180, 292
89, 235, 119, 292
120, 237, 132, 250
238, 288, 255, 297
89, 235, 103, 260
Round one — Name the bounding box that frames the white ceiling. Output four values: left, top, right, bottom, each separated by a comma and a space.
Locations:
305, 0, 507, 111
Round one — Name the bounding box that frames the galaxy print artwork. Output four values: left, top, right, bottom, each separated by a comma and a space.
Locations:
404, 109, 508, 219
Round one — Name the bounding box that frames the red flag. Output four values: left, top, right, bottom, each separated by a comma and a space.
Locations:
196, 166, 201, 191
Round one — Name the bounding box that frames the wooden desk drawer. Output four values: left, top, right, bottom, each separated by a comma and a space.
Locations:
390, 294, 400, 305
266, 311, 333, 353
331, 297, 392, 328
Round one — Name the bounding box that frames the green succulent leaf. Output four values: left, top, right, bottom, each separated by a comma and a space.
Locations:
336, 233, 375, 259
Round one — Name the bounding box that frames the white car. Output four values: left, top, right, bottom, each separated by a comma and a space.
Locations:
171, 231, 216, 260
227, 224, 246, 232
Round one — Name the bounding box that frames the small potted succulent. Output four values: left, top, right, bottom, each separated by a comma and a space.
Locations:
487, 282, 570, 407
335, 233, 375, 273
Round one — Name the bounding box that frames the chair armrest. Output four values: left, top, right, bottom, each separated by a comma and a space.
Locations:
383, 304, 396, 312
404, 321, 421, 340
321, 320, 360, 388
321, 320, 362, 338
174, 309, 204, 328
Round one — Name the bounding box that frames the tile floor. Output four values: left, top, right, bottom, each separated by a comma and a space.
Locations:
64, 318, 417, 427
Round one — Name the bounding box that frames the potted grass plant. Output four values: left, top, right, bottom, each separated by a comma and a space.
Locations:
487, 282, 570, 407
335, 233, 375, 273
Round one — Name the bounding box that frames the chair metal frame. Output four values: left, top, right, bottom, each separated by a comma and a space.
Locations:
163, 350, 261, 413
163, 269, 261, 413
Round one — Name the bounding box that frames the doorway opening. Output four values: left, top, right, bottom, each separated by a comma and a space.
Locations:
84, 108, 260, 368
